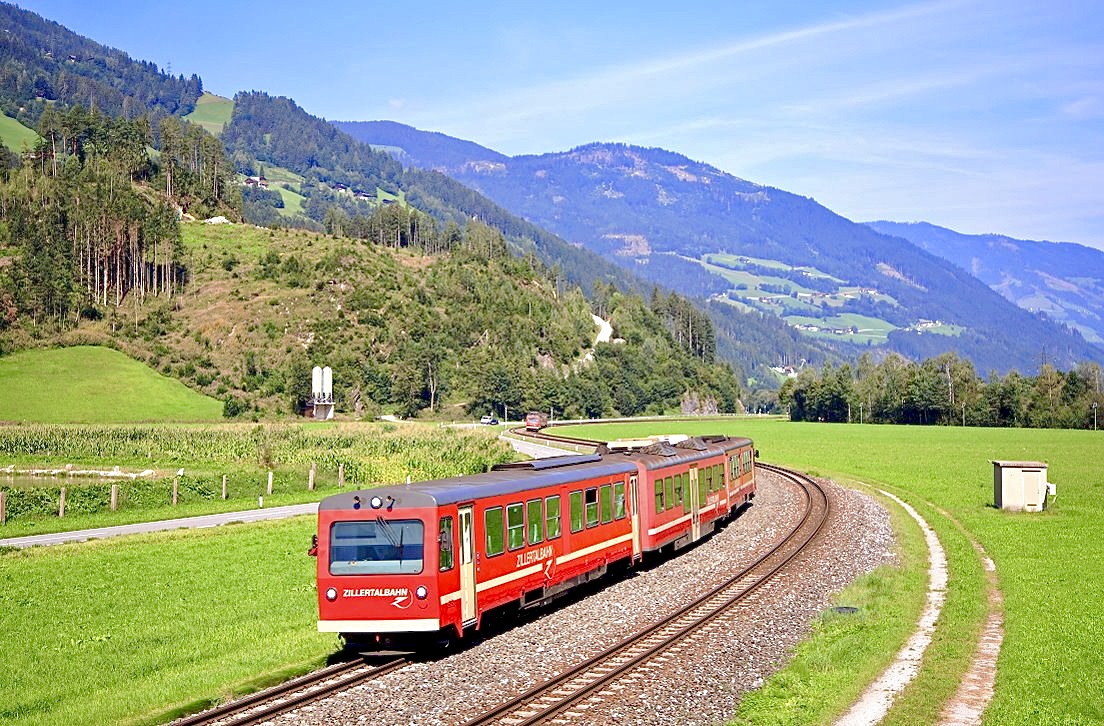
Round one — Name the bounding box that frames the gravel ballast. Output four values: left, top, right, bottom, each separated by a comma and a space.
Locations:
277, 471, 897, 725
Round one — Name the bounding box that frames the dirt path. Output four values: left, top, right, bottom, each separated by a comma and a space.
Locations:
936, 515, 1003, 725
836, 490, 948, 725
835, 493, 1003, 725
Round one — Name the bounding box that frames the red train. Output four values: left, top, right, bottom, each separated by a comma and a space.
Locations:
524, 411, 549, 431
313, 435, 755, 651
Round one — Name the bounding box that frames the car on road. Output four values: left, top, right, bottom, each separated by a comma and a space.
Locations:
479, 415, 499, 425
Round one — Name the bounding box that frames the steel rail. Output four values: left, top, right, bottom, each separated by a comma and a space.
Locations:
173, 656, 408, 726
463, 463, 828, 726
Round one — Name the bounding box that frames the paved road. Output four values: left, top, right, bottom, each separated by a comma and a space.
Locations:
501, 434, 573, 460
0, 503, 319, 549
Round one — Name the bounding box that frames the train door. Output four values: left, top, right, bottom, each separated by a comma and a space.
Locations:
629, 474, 641, 560
458, 505, 476, 624
689, 466, 701, 540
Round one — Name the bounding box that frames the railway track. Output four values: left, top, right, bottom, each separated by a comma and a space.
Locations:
463, 462, 828, 726
173, 656, 408, 726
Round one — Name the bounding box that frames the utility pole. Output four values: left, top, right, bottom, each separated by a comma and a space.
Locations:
1094, 402, 1098, 431
962, 402, 966, 428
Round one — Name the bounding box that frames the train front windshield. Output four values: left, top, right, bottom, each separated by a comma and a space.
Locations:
329, 519, 424, 575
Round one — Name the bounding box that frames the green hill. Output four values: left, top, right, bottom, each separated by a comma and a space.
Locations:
0, 346, 223, 423
183, 92, 234, 136
0, 111, 38, 152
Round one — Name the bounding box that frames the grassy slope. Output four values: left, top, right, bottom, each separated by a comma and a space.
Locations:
0, 518, 334, 726
0, 111, 39, 152
0, 346, 222, 423
182, 92, 233, 136
559, 420, 1101, 725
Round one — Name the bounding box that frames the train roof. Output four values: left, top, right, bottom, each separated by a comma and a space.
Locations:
319, 454, 639, 511
612, 435, 753, 471
319, 436, 753, 513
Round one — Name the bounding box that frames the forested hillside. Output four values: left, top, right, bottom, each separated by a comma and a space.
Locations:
0, 3, 201, 128
0, 217, 743, 420
222, 92, 645, 300
0, 2, 815, 412
0, 105, 238, 332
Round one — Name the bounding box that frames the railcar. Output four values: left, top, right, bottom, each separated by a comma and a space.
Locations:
313, 435, 755, 651
524, 411, 549, 431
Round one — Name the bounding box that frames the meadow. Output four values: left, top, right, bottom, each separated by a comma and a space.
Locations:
0, 346, 222, 423
181, 92, 233, 136
560, 419, 1103, 725
0, 111, 38, 152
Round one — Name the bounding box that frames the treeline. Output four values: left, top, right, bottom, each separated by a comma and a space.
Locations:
0, 3, 201, 129
0, 105, 238, 328
780, 352, 1104, 429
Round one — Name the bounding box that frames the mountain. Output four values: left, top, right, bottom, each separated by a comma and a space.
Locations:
866, 221, 1104, 346
0, 4, 749, 418
335, 120, 507, 170
337, 121, 1102, 374
0, 2, 201, 129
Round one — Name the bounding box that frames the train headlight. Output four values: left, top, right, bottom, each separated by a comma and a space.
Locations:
369, 496, 383, 509
325, 587, 338, 602
415, 585, 428, 600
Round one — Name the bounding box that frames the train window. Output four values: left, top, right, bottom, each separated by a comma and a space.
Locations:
585, 487, 599, 527
704, 466, 713, 492
439, 517, 454, 572
507, 503, 525, 551
673, 474, 683, 509
484, 507, 505, 557
699, 469, 708, 502
527, 498, 543, 545
599, 485, 613, 524
716, 464, 724, 488
570, 491, 584, 533
546, 495, 562, 539
329, 520, 424, 575
654, 480, 664, 514
664, 476, 675, 511
613, 482, 626, 519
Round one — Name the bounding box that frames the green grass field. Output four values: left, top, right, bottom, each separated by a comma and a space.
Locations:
559, 419, 1103, 725
273, 184, 306, 216
2, 418, 1096, 724
182, 92, 233, 136
0, 111, 39, 152
784, 313, 897, 344
0, 422, 510, 725
0, 346, 222, 423
0, 517, 334, 726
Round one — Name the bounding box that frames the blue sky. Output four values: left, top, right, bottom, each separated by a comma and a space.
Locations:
14, 0, 1104, 249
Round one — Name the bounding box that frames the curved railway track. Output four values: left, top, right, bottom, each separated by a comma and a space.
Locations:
462, 462, 829, 726
173, 657, 408, 726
